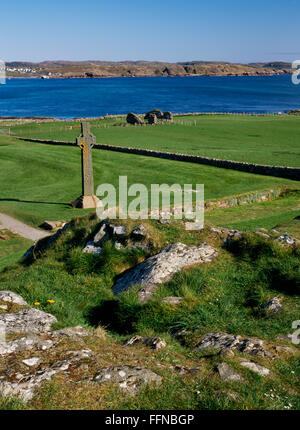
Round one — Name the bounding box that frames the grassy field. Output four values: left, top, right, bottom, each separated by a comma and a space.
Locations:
3, 114, 300, 167
0, 134, 299, 227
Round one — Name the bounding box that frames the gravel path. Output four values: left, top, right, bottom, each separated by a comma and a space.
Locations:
0, 213, 51, 242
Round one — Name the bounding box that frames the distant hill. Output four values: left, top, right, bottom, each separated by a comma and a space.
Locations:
5, 60, 292, 78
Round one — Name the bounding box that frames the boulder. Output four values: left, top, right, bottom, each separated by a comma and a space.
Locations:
93, 219, 110, 246
239, 359, 271, 376
126, 112, 144, 125
194, 332, 275, 359
217, 363, 245, 382
163, 111, 173, 121
263, 297, 282, 313
0, 308, 57, 334
93, 365, 162, 395
112, 242, 218, 302
144, 109, 163, 120
147, 113, 158, 124
109, 224, 127, 238
82, 241, 102, 256
131, 225, 147, 241
0, 291, 28, 306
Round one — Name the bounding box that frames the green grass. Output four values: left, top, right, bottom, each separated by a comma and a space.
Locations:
0, 230, 32, 272
0, 134, 299, 227
4, 114, 300, 167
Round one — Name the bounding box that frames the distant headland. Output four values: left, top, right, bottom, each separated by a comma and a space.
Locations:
5, 60, 292, 79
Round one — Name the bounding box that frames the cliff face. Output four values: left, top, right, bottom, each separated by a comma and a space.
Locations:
6, 60, 292, 78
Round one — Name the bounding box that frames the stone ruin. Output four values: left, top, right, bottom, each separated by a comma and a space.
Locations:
126, 109, 173, 125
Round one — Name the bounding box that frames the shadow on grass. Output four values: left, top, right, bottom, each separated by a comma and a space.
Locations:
86, 299, 143, 335
0, 198, 71, 207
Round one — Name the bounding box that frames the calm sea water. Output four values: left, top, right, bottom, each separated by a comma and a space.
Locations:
0, 75, 299, 119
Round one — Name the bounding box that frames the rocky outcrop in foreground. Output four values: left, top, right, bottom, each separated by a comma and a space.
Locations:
0, 291, 298, 403
112, 242, 218, 302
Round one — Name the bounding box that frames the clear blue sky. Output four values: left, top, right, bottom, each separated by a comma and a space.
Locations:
2, 0, 299, 63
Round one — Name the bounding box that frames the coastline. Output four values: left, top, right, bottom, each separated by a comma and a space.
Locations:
5, 72, 292, 80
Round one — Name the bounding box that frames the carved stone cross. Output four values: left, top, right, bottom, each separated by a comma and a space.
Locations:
71, 122, 100, 209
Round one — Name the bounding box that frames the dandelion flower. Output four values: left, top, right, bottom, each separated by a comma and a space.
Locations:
47, 300, 55, 304
34, 302, 40, 306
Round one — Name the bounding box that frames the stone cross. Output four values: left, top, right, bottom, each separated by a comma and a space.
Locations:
71, 122, 100, 209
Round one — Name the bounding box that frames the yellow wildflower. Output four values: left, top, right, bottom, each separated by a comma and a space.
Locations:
34, 302, 40, 306
47, 300, 55, 304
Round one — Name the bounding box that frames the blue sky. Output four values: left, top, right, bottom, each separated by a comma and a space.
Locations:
2, 0, 299, 63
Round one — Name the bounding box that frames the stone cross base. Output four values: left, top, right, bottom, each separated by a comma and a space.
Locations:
71, 194, 100, 209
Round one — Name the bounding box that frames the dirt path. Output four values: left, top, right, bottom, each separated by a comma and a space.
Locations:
0, 213, 51, 242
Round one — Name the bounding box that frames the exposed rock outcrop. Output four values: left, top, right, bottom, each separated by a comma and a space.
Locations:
0, 349, 94, 402
82, 241, 102, 256
0, 308, 57, 334
0, 334, 54, 356
112, 242, 218, 302
193, 332, 275, 359
217, 363, 245, 382
93, 365, 162, 395
0, 291, 28, 306
239, 359, 271, 376
263, 297, 282, 313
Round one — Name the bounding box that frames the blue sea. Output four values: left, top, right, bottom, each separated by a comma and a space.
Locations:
0, 75, 299, 119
